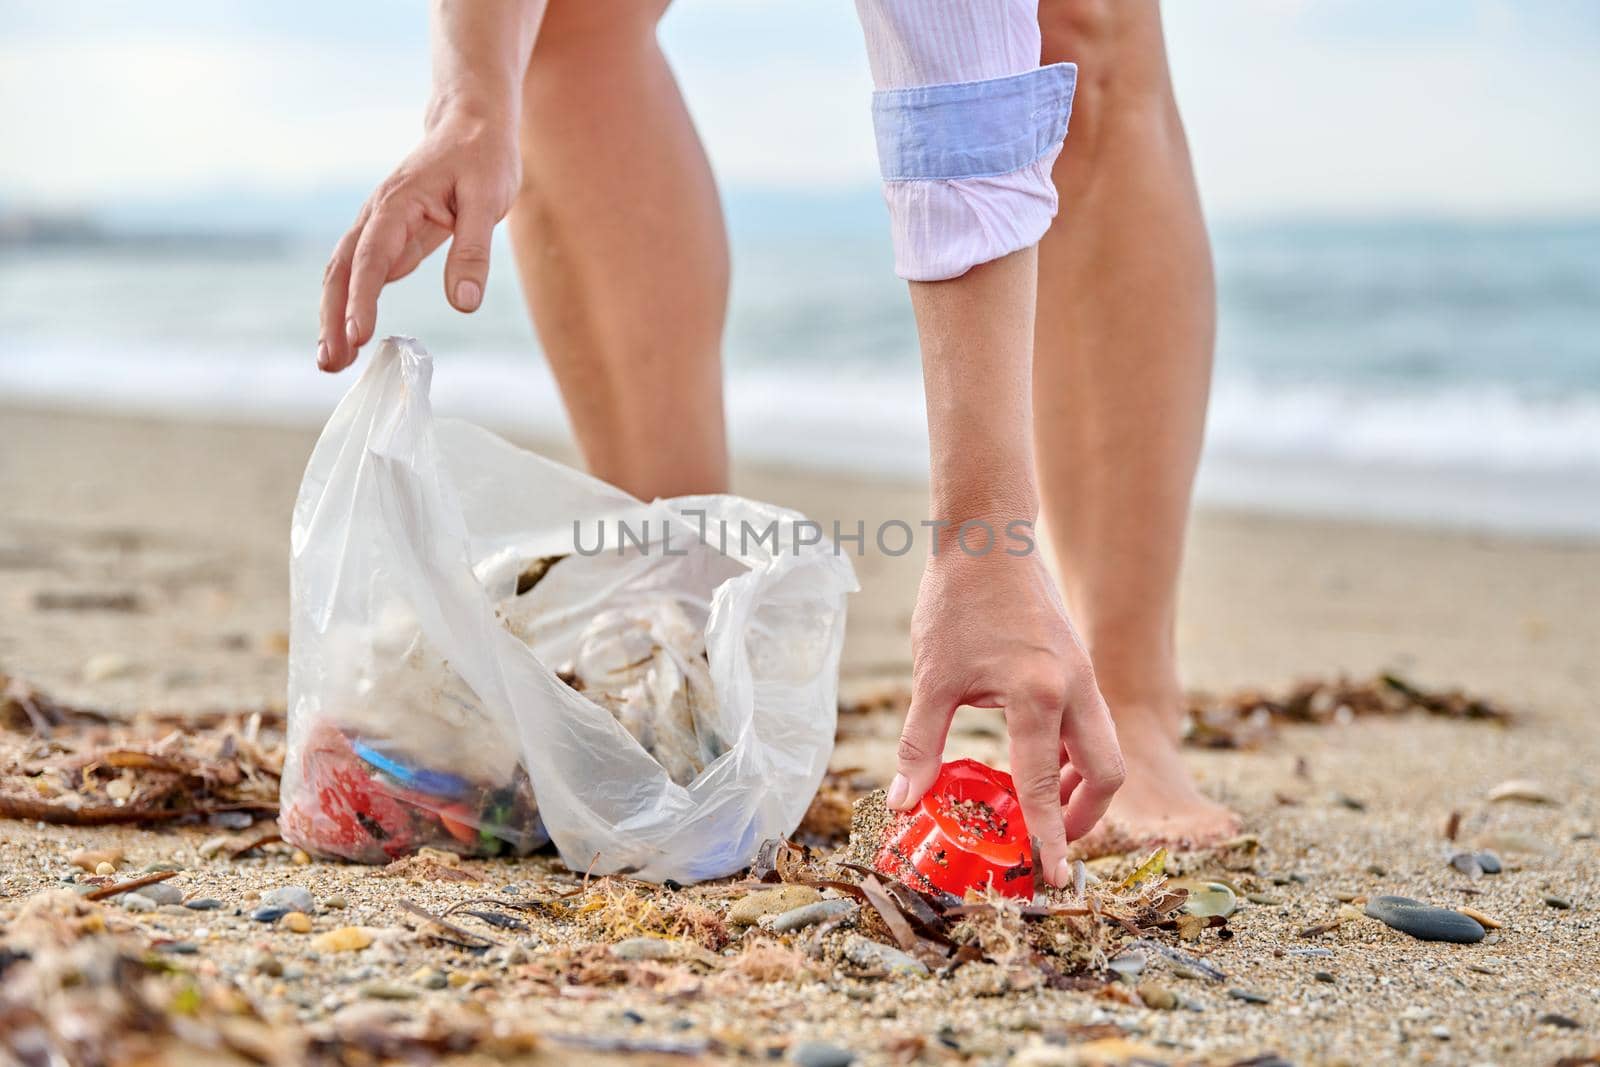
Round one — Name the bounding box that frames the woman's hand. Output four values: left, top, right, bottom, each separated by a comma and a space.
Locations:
892, 537, 1126, 888
317, 99, 522, 372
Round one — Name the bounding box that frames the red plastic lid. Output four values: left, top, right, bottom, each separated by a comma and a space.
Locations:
874, 758, 1034, 899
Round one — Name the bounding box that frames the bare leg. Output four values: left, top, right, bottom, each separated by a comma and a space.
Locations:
506, 0, 729, 500
1035, 0, 1239, 847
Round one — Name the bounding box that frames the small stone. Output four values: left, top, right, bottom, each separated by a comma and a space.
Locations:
323, 895, 347, 910
1245, 893, 1284, 906
1449, 853, 1483, 879
1137, 983, 1178, 1010
1172, 880, 1237, 918
842, 936, 928, 978
1107, 950, 1146, 981
105, 777, 134, 801
491, 943, 528, 966
282, 911, 312, 934
359, 982, 418, 1001
71, 848, 122, 871
1456, 905, 1502, 930
1313, 971, 1336, 983
199, 836, 233, 859
1228, 988, 1271, 1004
292, 849, 312, 866
82, 652, 135, 682
157, 941, 199, 955
1542, 895, 1573, 910
1475, 851, 1502, 874
184, 898, 223, 911
1431, 1026, 1451, 1041
611, 937, 681, 962
1364, 895, 1485, 943
311, 927, 373, 953
767, 898, 857, 934
263, 886, 315, 913
1486, 779, 1557, 805
446, 972, 471, 988
121, 894, 156, 912
209, 811, 255, 830
95, 862, 116, 876
727, 885, 822, 927
134, 882, 184, 906
1539, 1013, 1580, 1030
252, 906, 290, 923
409, 966, 448, 990
789, 1040, 856, 1067
142, 861, 182, 873
250, 950, 283, 977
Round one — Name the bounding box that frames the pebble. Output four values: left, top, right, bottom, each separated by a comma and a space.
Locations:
842, 936, 928, 978
283, 911, 313, 934
1284, 947, 1334, 958
490, 943, 528, 966
727, 885, 822, 927
1107, 950, 1146, 981
95, 862, 117, 877
1486, 779, 1557, 805
1137, 983, 1178, 1010
291, 849, 312, 866
1364, 895, 1485, 943
311, 927, 373, 953
134, 882, 184, 906
198, 836, 234, 859
767, 899, 857, 934
1449, 853, 1484, 879
1475, 851, 1502, 874
1172, 880, 1237, 918
209, 811, 255, 830
263, 886, 315, 913
1245, 893, 1284, 906
121, 894, 156, 912
105, 777, 134, 801
409, 966, 448, 990
323, 895, 347, 910
252, 906, 291, 923
1539, 1013, 1580, 1030
157, 941, 199, 955
70, 847, 121, 872
250, 950, 283, 977
789, 1041, 856, 1067
359, 982, 418, 1001
1228, 988, 1271, 1005
1314, 971, 1336, 983
612, 937, 681, 962
1542, 895, 1573, 910
184, 898, 223, 911
142, 861, 183, 873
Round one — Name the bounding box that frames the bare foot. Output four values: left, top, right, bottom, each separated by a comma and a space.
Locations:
1068, 707, 1240, 859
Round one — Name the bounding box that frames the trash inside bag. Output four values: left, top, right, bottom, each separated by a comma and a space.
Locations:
280, 337, 858, 882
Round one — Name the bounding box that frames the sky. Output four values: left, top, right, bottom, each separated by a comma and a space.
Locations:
1, 0, 1598, 223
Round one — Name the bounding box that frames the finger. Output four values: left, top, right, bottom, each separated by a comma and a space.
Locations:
889, 684, 956, 811
391, 221, 451, 287
1059, 761, 1083, 807
318, 226, 361, 372
444, 188, 497, 312
1060, 680, 1126, 843
344, 208, 409, 355
1005, 694, 1071, 887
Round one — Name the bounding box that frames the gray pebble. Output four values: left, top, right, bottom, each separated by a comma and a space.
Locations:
263, 886, 315, 913
1228, 988, 1271, 1005
134, 882, 184, 906
209, 811, 255, 830
121, 893, 156, 912
1107, 950, 1146, 981
767, 898, 856, 934
611, 937, 681, 961
157, 941, 199, 955
1314, 971, 1336, 983
1543, 895, 1573, 910
789, 1040, 856, 1067
1364, 895, 1485, 943
251, 905, 290, 923
1539, 1013, 1580, 1029
250, 950, 283, 977
184, 898, 224, 911
842, 936, 928, 978
359, 982, 417, 1001
1475, 851, 1502, 874
1449, 853, 1484, 879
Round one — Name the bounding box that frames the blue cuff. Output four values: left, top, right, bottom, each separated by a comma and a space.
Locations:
871, 63, 1077, 182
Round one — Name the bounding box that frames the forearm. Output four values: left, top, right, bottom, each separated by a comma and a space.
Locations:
911, 247, 1041, 530
425, 0, 544, 128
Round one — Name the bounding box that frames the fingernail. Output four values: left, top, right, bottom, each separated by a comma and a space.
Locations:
1054, 858, 1072, 889
316, 340, 329, 369
886, 774, 910, 810
345, 317, 359, 346
455, 279, 482, 310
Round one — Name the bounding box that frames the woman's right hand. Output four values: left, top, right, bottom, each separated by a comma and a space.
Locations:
317, 99, 522, 373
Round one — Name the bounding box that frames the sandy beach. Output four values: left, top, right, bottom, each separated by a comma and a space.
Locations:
2, 403, 1598, 1065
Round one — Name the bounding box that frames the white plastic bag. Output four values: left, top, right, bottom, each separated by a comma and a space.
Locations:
280, 337, 857, 882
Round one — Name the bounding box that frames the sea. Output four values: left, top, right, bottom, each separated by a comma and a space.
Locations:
2, 196, 1597, 537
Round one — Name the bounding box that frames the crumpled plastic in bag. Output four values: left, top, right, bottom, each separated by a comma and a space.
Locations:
279, 337, 858, 882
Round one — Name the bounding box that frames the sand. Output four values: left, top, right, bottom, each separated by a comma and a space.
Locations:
2, 404, 1598, 1065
